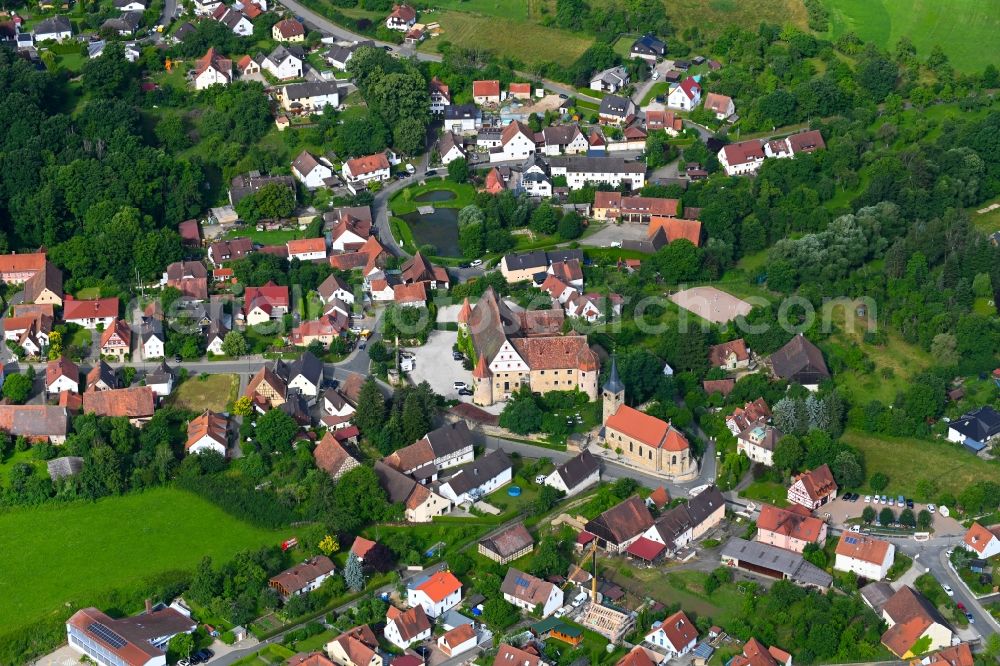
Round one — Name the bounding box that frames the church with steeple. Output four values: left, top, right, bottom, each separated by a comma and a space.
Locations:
601, 357, 697, 480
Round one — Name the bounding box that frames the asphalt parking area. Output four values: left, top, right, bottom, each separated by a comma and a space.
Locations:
404, 330, 463, 399
581, 222, 650, 247
823, 496, 966, 536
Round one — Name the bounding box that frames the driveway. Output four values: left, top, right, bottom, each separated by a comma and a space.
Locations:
580, 222, 649, 248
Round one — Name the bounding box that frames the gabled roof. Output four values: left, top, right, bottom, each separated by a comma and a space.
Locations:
345, 152, 390, 176
501, 568, 556, 606
64, 296, 119, 321
494, 643, 541, 666
332, 625, 379, 666
605, 404, 688, 451
0, 405, 70, 439
473, 79, 501, 98
704, 92, 733, 114
442, 449, 511, 496
757, 504, 824, 543
86, 360, 118, 392
388, 604, 431, 641
273, 17, 305, 37
46, 356, 78, 386
963, 521, 1000, 554
186, 410, 228, 450
787, 129, 825, 154
315, 432, 359, 477
23, 262, 62, 302
480, 523, 534, 559
554, 449, 600, 490
791, 464, 837, 502
585, 495, 654, 545
708, 339, 749, 366
920, 643, 974, 666
769, 333, 830, 384
67, 607, 195, 666
721, 139, 766, 166
388, 3, 416, 21
617, 646, 658, 666
948, 406, 1000, 442
676, 77, 701, 100
413, 570, 462, 602
82, 386, 155, 419
648, 610, 698, 650
835, 532, 891, 564
882, 586, 951, 657
270, 556, 335, 595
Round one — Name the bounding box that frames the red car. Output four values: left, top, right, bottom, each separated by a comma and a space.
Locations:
957, 602, 966, 611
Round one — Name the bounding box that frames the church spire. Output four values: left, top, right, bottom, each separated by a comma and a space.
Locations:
603, 355, 624, 395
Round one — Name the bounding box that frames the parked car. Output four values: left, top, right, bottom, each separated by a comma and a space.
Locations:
881, 495, 888, 504
452, 351, 464, 360
966, 612, 975, 623
850, 524, 861, 533
453, 381, 468, 390
906, 498, 914, 509
426, 169, 437, 176
864, 495, 871, 503
897, 495, 905, 505
651, 70, 659, 80
470, 259, 483, 267
928, 504, 937, 513
943, 584, 954, 596
558, 93, 568, 99
358, 340, 366, 350
458, 387, 473, 396
957, 602, 966, 610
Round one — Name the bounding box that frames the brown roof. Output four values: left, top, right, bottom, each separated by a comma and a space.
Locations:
757, 504, 824, 543
494, 644, 541, 666
194, 47, 232, 77
274, 17, 304, 37
0, 252, 46, 275
385, 439, 434, 472
882, 586, 949, 657
82, 386, 155, 419
595, 191, 622, 209
351, 536, 377, 559
621, 196, 678, 217
245, 364, 287, 403
708, 338, 749, 366
339, 372, 366, 404
616, 647, 657, 666
270, 555, 335, 595
500, 568, 556, 606
787, 129, 825, 154
440, 623, 475, 649
647, 217, 702, 246
518, 309, 565, 337
46, 356, 78, 387
722, 139, 765, 166
703, 379, 735, 396
179, 219, 201, 244
654, 610, 698, 651
63, 296, 119, 321
333, 626, 379, 666
962, 522, 1000, 554
467, 287, 519, 364
101, 319, 131, 350
388, 604, 431, 641
769, 334, 830, 384
550, 259, 583, 283
605, 404, 688, 451
730, 638, 782, 666
919, 643, 974, 666
835, 532, 891, 564
480, 523, 534, 558
510, 335, 596, 372
704, 92, 733, 114
287, 652, 334, 666
345, 152, 390, 177
186, 410, 228, 450
23, 262, 62, 302
389, 3, 415, 20
287, 237, 327, 255
67, 607, 195, 666
791, 464, 837, 502
728, 398, 771, 431
585, 495, 655, 545
501, 120, 532, 146
393, 282, 427, 305
645, 110, 682, 132
0, 405, 70, 439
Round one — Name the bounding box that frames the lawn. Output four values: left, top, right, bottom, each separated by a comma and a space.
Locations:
388, 178, 477, 215
973, 196, 1000, 235
603, 567, 745, 627
230, 644, 296, 666
640, 82, 670, 106
0, 487, 286, 635
224, 227, 306, 245
75, 287, 102, 299
660, 0, 808, 35
741, 481, 789, 507
0, 449, 48, 484
841, 428, 1000, 498
168, 374, 239, 412
821, 0, 1000, 72
417, 10, 593, 66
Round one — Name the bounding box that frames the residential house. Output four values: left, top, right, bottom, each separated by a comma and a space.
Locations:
287, 653, 334, 666
228, 173, 296, 208
145, 362, 174, 398
616, 647, 658, 666
667, 77, 701, 110
835, 532, 895, 580
281, 81, 341, 114
63, 296, 118, 329
269, 556, 336, 601
916, 644, 974, 666
324, 40, 370, 70
565, 292, 622, 323
599, 94, 635, 125
500, 249, 583, 283
329, 216, 372, 254
261, 45, 304, 80
326, 625, 383, 666
245, 362, 288, 410
508, 82, 532, 100
493, 644, 543, 666
729, 638, 793, 666
737, 424, 782, 467
602, 360, 695, 477
644, 611, 698, 660
437, 449, 513, 504
881, 586, 953, 658
208, 237, 256, 265
467, 287, 599, 406
768, 333, 830, 390
287, 236, 328, 262
0, 251, 46, 284
186, 410, 228, 456
645, 109, 683, 136
548, 156, 646, 191
385, 3, 416, 30
101, 10, 142, 35
483, 167, 507, 194
193, 0, 221, 15
385, 421, 475, 477
272, 17, 305, 41
140, 316, 165, 360
787, 464, 838, 510
726, 398, 771, 436
444, 104, 481, 134
318, 274, 355, 305
946, 406, 1000, 451
114, 0, 147, 10
406, 570, 463, 618
23, 261, 63, 306
205, 320, 229, 355
290, 315, 346, 348
708, 339, 749, 371
637, 485, 726, 558
83, 386, 156, 426
291, 151, 334, 191
323, 388, 356, 423
501, 568, 564, 617
590, 66, 629, 93
242, 283, 290, 325
85, 360, 118, 392
541, 125, 588, 156
314, 431, 361, 480
703, 92, 734, 120
46, 357, 79, 395
100, 319, 132, 362
583, 495, 655, 553
384, 605, 431, 650
490, 120, 536, 163
342, 153, 391, 188
718, 139, 767, 176
765, 130, 826, 158
66, 606, 196, 666
374, 460, 451, 523
630, 34, 665, 63
164, 261, 209, 300
429, 76, 451, 113
33, 15, 72, 41
544, 449, 600, 496
520, 155, 552, 197
756, 504, 826, 554
479, 523, 534, 564
438, 624, 476, 658
401, 252, 449, 290
0, 405, 71, 444
962, 522, 1000, 559
437, 130, 465, 165
393, 283, 427, 308
720, 538, 833, 589
211, 5, 253, 35
473, 79, 501, 105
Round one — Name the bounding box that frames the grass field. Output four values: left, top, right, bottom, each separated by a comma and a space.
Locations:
742, 481, 789, 507
841, 429, 1000, 498
0, 450, 48, 484
661, 0, 807, 34
419, 10, 593, 66
0, 487, 286, 633
821, 0, 1000, 72
168, 374, 239, 412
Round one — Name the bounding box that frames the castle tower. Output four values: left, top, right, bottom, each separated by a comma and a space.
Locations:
472, 355, 493, 406
457, 297, 472, 333
602, 356, 624, 425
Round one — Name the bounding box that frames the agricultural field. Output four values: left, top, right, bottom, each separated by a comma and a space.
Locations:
661, 0, 807, 34
821, 0, 1000, 71
0, 487, 286, 634
418, 10, 594, 66
841, 429, 1000, 498
168, 373, 239, 412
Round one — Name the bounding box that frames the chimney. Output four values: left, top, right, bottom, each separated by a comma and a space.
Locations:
145, 598, 152, 614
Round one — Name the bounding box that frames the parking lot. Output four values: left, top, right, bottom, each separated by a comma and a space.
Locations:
581, 222, 650, 248
404, 329, 468, 398
823, 495, 966, 537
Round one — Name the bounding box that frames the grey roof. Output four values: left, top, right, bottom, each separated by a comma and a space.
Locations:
0, 405, 70, 438
585, 495, 654, 545
480, 523, 534, 558
48, 456, 84, 480
269, 44, 304, 64
228, 172, 295, 206
592, 66, 628, 85
860, 581, 895, 612
542, 125, 582, 146
603, 356, 624, 395
546, 249, 583, 264
445, 104, 479, 121
283, 81, 341, 102
555, 449, 600, 490
441, 449, 511, 497
503, 250, 548, 272
145, 361, 173, 385
549, 156, 646, 175
35, 15, 72, 36
720, 537, 832, 588
102, 10, 141, 31
173, 21, 196, 39
290, 351, 323, 386
631, 34, 665, 55
599, 94, 632, 117
141, 316, 164, 343
684, 485, 725, 526
949, 406, 1000, 442
424, 421, 473, 459
438, 130, 462, 156
374, 459, 418, 503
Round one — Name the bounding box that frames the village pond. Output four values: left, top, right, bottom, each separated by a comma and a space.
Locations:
401, 206, 461, 257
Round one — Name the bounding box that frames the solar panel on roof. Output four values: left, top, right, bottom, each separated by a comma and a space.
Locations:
88, 622, 127, 649
845, 536, 858, 544
515, 576, 531, 587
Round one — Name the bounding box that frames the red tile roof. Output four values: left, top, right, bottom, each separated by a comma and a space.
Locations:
835, 531, 891, 564
46, 357, 78, 386
509, 82, 531, 94
389, 3, 416, 21
473, 79, 501, 99
757, 504, 825, 542
393, 282, 427, 305
647, 217, 702, 246
186, 410, 228, 450
63, 296, 119, 321
287, 237, 327, 255
345, 152, 390, 177
626, 536, 665, 561
274, 17, 304, 37
414, 570, 462, 603
722, 139, 765, 166
82, 386, 155, 419
963, 521, 1000, 555
605, 404, 688, 451
616, 646, 657, 666
483, 168, 505, 194
677, 77, 701, 100
709, 338, 749, 366
0, 252, 46, 275
792, 464, 837, 502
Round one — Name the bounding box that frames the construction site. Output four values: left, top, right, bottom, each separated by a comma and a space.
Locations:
566, 541, 636, 644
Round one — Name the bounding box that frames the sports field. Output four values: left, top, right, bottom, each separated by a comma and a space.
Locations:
822, 0, 1000, 71
0, 487, 286, 633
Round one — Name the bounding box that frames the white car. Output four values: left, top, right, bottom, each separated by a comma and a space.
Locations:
851, 524, 861, 533
864, 495, 871, 503
651, 71, 659, 80
943, 585, 954, 596
469, 259, 483, 267
928, 504, 936, 514
453, 381, 468, 391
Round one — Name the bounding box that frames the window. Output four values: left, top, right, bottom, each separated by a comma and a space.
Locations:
629, 442, 633, 453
